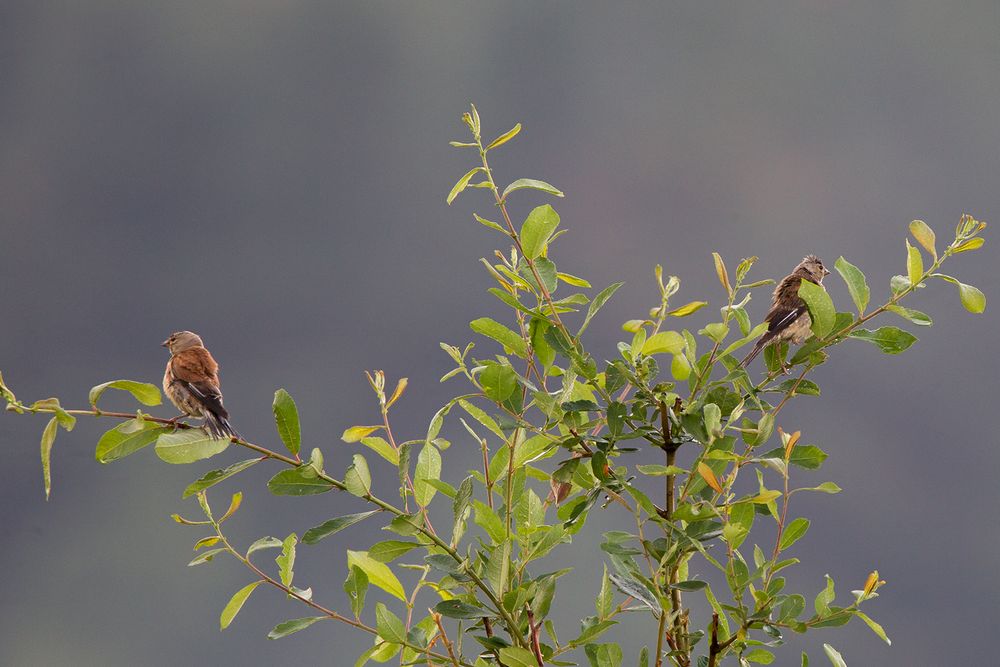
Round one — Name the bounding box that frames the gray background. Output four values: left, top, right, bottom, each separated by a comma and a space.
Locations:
1, 2, 997, 665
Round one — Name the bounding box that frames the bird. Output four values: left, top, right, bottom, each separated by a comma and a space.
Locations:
162, 331, 239, 439
740, 255, 830, 368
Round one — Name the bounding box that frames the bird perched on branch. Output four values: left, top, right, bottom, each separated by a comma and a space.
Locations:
741, 255, 830, 368
162, 331, 239, 439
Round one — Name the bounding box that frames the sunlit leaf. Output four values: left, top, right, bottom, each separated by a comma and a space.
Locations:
797, 280, 835, 338
519, 204, 561, 260
272, 389, 301, 456
88, 379, 161, 409
848, 327, 917, 354
155, 430, 229, 464
220, 580, 264, 630
501, 178, 564, 201
909, 219, 936, 259
834, 256, 869, 315
446, 166, 484, 204
96, 420, 167, 464
303, 510, 380, 545
347, 550, 406, 601
486, 123, 521, 150
268, 616, 324, 640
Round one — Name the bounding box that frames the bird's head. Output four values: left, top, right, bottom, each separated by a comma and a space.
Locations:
162, 331, 204, 354
796, 255, 830, 284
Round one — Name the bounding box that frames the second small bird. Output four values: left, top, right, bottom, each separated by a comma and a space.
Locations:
741, 255, 830, 368
162, 330, 239, 439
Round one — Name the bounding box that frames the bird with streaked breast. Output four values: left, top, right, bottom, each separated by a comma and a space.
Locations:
741, 255, 830, 368
162, 330, 239, 439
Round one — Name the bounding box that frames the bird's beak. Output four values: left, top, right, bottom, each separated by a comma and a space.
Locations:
161, 339, 170, 348
824, 268, 831, 276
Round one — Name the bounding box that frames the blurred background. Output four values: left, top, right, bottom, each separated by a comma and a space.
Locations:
1, 2, 997, 665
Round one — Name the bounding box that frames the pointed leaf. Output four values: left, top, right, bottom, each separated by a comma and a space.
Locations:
88, 380, 161, 409
414, 443, 442, 507
501, 178, 564, 201
272, 389, 301, 456
834, 256, 869, 315
183, 458, 259, 498
375, 602, 407, 644
909, 219, 936, 259
580, 282, 625, 335
303, 511, 381, 545
779, 518, 810, 551
470, 317, 528, 357
96, 420, 167, 464
906, 240, 924, 286
486, 123, 521, 150
267, 467, 337, 495
822, 644, 847, 667
40, 417, 58, 500
347, 550, 406, 601
446, 167, 484, 204
220, 580, 264, 630
268, 616, 324, 639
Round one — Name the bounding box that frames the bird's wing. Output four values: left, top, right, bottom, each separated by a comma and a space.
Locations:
170, 348, 228, 417
766, 304, 806, 333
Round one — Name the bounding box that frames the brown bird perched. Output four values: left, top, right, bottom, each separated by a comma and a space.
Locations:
162, 331, 239, 439
741, 255, 831, 368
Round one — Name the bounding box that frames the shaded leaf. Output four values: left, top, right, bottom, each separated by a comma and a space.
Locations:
267, 467, 337, 495
155, 430, 229, 464
303, 511, 381, 545
834, 256, 869, 315
779, 518, 810, 550
797, 280, 835, 338
268, 616, 324, 640
96, 419, 167, 464
183, 458, 259, 498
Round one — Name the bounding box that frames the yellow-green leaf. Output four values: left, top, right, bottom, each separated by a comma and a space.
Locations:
342, 425, 381, 443
220, 580, 264, 630
906, 240, 924, 286
40, 417, 58, 500
641, 331, 685, 356
486, 123, 521, 150
697, 462, 723, 494
668, 301, 708, 317
712, 252, 731, 295
446, 167, 484, 205
909, 219, 937, 259
952, 237, 984, 254
347, 550, 406, 601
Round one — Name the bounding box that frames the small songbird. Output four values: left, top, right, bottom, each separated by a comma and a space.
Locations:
162, 331, 239, 439
741, 255, 831, 368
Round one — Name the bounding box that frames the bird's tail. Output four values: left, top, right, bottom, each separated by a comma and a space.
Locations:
205, 412, 241, 440
740, 334, 773, 368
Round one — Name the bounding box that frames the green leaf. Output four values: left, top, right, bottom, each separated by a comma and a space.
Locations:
414, 443, 442, 507
909, 219, 937, 259
344, 565, 368, 618
375, 603, 407, 644
303, 511, 380, 545
434, 599, 489, 619
479, 362, 517, 403
220, 580, 263, 630
700, 322, 729, 343
519, 204, 561, 260
958, 282, 986, 313
272, 389, 301, 456
276, 533, 297, 587
502, 178, 564, 201
342, 425, 381, 442
906, 240, 924, 286
267, 467, 337, 495
155, 430, 229, 464
799, 482, 842, 494
580, 282, 625, 335
486, 123, 521, 150
952, 237, 984, 253
498, 647, 541, 667
848, 326, 917, 354
745, 649, 775, 664
347, 550, 406, 601
247, 536, 283, 556
475, 213, 508, 235
470, 317, 528, 357
359, 436, 398, 465
96, 419, 167, 464
182, 458, 258, 498
669, 301, 708, 317
779, 518, 810, 550
446, 166, 483, 204
188, 548, 227, 566
723, 502, 754, 549
886, 304, 932, 326
88, 380, 161, 409
834, 257, 869, 315
797, 280, 835, 338
855, 610, 891, 645
584, 642, 623, 667
635, 464, 687, 476
558, 271, 592, 288
368, 540, 420, 563
822, 644, 847, 667
641, 331, 685, 355
671, 580, 708, 592
815, 574, 836, 616
764, 444, 827, 469
344, 453, 372, 497
39, 417, 58, 500
268, 616, 324, 640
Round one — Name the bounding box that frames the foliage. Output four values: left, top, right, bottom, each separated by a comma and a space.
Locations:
2, 106, 989, 666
